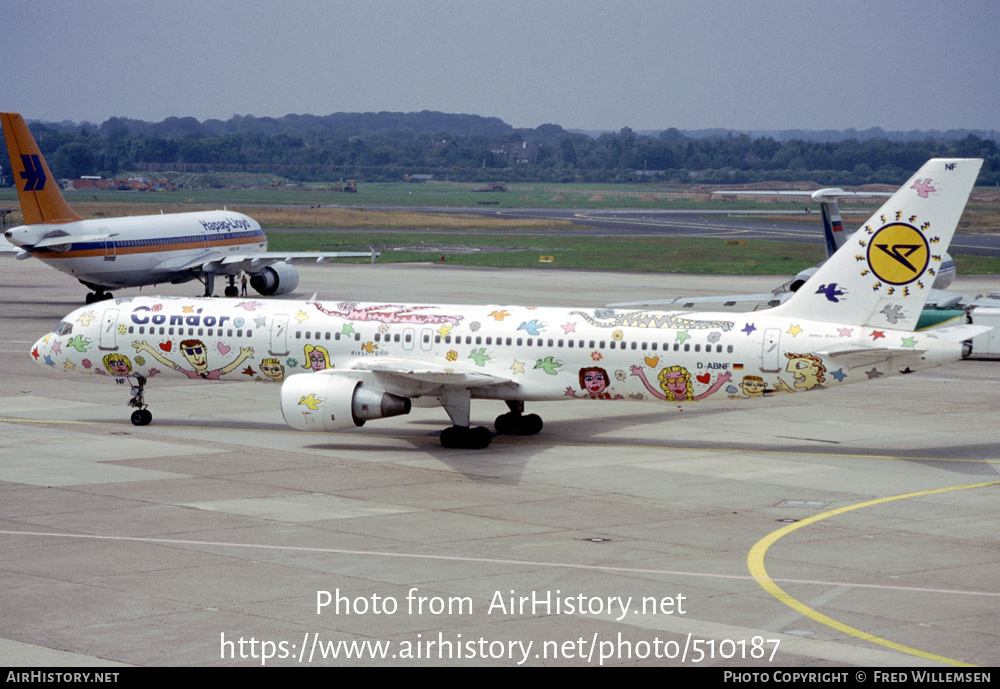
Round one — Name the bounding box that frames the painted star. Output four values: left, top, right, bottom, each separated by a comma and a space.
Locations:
675, 330, 691, 344
510, 360, 525, 375
44, 354, 55, 366
298, 394, 324, 410
241, 366, 256, 377
534, 356, 562, 375
786, 324, 802, 337
741, 323, 756, 336
31, 347, 39, 360
63, 359, 75, 371
865, 367, 884, 379
437, 324, 453, 338
295, 310, 309, 324
341, 323, 355, 336
560, 322, 577, 334
901, 336, 917, 349
830, 368, 847, 382
182, 305, 195, 314
254, 316, 268, 328
870, 330, 886, 340
51, 340, 62, 354
837, 327, 854, 337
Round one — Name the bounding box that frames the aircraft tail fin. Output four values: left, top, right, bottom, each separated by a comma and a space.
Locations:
1, 113, 82, 225
769, 158, 983, 331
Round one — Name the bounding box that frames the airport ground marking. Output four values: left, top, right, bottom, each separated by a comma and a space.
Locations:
747, 481, 1000, 668
2, 527, 1000, 602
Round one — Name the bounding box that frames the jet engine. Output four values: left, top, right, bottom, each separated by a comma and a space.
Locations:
250, 262, 299, 296
280, 372, 411, 432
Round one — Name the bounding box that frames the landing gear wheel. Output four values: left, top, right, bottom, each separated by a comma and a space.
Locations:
130, 409, 152, 426
494, 412, 543, 436
440, 425, 492, 449
225, 286, 238, 297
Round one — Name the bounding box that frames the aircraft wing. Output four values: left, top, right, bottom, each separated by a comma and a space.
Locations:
350, 358, 515, 388
220, 250, 379, 267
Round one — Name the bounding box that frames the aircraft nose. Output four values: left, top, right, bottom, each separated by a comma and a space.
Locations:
30, 334, 51, 366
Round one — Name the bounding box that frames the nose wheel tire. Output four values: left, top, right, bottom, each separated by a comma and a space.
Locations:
130, 409, 152, 426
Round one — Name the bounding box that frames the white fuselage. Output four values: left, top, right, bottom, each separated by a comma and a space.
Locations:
32, 295, 963, 425
7, 210, 266, 289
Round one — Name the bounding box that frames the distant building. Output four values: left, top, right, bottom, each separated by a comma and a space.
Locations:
490, 141, 539, 164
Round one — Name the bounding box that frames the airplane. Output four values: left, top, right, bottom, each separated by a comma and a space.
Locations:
0, 112, 376, 303
29, 158, 988, 449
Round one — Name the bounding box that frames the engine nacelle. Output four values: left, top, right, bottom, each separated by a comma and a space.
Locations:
780, 266, 818, 294
250, 262, 299, 296
280, 372, 411, 432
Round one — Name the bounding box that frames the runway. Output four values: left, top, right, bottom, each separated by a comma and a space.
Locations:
2, 259, 999, 667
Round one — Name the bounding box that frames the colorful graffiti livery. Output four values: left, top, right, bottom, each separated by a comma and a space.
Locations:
28, 159, 989, 449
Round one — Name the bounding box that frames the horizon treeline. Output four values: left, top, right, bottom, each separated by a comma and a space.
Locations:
17, 111, 1000, 187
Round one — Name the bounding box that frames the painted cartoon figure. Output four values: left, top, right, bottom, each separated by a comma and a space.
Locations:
103, 353, 133, 377
302, 344, 332, 371
565, 366, 623, 400
739, 375, 768, 398
259, 358, 285, 382
775, 353, 826, 392
630, 364, 732, 401
132, 339, 254, 380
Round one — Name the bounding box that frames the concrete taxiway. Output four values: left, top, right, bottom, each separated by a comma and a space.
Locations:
1, 259, 999, 667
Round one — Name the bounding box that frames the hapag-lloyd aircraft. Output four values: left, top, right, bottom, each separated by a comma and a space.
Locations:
1, 112, 374, 303
31, 159, 986, 449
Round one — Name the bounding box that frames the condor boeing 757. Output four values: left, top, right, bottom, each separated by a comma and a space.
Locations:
30, 159, 986, 449
1, 113, 375, 302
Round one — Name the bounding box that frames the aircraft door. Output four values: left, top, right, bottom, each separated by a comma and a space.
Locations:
270, 315, 289, 355
99, 308, 119, 350
760, 328, 781, 372
101, 229, 116, 261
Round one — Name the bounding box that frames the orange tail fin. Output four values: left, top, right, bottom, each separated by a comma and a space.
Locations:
1, 112, 82, 225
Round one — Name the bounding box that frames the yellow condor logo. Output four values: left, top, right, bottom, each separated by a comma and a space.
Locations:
866, 223, 929, 285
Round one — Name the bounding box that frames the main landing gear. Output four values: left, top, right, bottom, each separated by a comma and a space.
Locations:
128, 376, 152, 426
84, 290, 114, 304
224, 275, 239, 297
439, 395, 543, 450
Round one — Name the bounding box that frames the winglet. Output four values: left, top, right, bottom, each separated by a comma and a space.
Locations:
1, 113, 83, 225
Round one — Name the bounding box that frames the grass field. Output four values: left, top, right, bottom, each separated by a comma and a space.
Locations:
1, 182, 997, 274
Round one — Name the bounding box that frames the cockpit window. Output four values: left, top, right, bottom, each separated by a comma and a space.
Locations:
53, 321, 73, 336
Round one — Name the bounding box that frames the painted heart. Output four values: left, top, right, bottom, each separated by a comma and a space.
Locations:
217, 342, 231, 355
696, 373, 711, 384
159, 341, 172, 352
644, 356, 659, 368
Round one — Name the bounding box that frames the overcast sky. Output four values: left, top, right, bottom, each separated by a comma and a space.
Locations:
2, 0, 997, 132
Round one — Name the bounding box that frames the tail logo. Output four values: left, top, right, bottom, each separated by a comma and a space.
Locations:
18, 154, 46, 191
866, 222, 930, 286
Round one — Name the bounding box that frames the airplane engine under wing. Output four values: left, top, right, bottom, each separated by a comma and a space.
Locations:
250, 262, 299, 296
280, 372, 411, 432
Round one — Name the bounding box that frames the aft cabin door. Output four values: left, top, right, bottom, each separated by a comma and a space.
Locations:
760, 328, 781, 372
270, 315, 289, 355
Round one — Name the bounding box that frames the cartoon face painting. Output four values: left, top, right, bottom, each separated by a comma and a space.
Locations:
784, 353, 826, 390
302, 344, 331, 371
740, 375, 767, 397
103, 353, 132, 377
259, 358, 285, 382
581, 366, 610, 395
658, 366, 692, 401
179, 339, 209, 374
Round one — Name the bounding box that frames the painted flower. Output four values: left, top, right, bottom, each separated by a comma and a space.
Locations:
708, 332, 721, 343
470, 322, 481, 332
590, 350, 603, 362
615, 369, 626, 381
82, 359, 92, 369
233, 318, 245, 328
446, 350, 458, 362
151, 304, 163, 312
286, 358, 298, 368
135, 355, 146, 366
117, 324, 127, 334
612, 330, 623, 341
